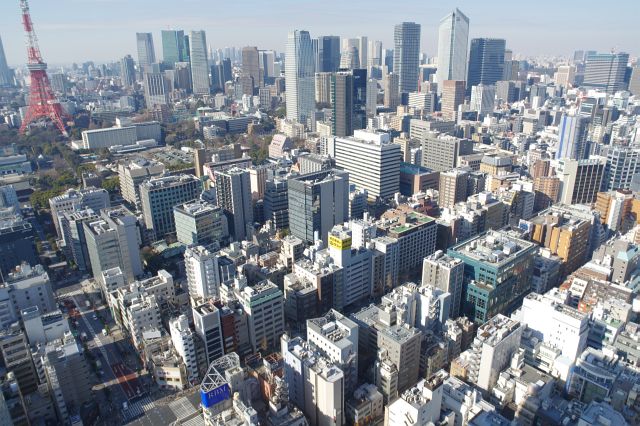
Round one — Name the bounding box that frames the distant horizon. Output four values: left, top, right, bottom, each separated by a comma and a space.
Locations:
1, 0, 638, 66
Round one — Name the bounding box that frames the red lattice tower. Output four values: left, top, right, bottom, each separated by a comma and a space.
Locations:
19, 0, 68, 136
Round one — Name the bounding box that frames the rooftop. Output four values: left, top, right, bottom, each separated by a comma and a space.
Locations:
475, 314, 522, 347
449, 229, 535, 266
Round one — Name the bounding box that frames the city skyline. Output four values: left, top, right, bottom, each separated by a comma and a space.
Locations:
0, 0, 638, 65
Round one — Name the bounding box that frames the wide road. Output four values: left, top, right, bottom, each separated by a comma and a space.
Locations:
58, 282, 146, 423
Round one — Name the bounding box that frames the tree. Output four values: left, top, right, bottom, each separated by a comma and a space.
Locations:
101, 176, 120, 193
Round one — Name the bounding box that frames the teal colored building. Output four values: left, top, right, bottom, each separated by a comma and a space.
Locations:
448, 229, 536, 323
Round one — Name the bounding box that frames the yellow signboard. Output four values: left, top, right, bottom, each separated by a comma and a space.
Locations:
329, 235, 351, 250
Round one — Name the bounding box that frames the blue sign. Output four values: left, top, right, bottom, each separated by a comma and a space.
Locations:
201, 383, 231, 408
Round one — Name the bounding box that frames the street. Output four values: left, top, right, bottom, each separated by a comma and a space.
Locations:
56, 280, 150, 424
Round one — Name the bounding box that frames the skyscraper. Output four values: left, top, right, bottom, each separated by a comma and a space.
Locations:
393, 22, 421, 94
189, 30, 210, 95
286, 30, 316, 126
214, 167, 253, 242
556, 114, 590, 160
357, 36, 368, 72
242, 46, 261, 93
469, 84, 496, 118
288, 169, 349, 244
467, 38, 506, 90
161, 30, 187, 68
436, 9, 470, 93
331, 71, 354, 137
120, 55, 136, 88
583, 52, 629, 94
317, 35, 341, 72
0, 36, 13, 87
352, 68, 368, 130
384, 72, 400, 109
136, 32, 156, 73
143, 69, 170, 108
441, 80, 465, 120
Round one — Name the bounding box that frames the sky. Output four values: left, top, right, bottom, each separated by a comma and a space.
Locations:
1, 0, 638, 66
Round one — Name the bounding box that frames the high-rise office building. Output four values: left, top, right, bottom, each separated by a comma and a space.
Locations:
120, 55, 136, 88
189, 30, 210, 95
193, 303, 224, 365
136, 32, 156, 73
0, 36, 13, 87
384, 72, 400, 109
169, 315, 199, 384
140, 174, 203, 240
583, 52, 629, 94
469, 84, 495, 117
527, 206, 592, 276
451, 315, 524, 391
315, 72, 332, 104
422, 251, 464, 318
331, 71, 354, 137
421, 134, 473, 172
629, 66, 640, 96
174, 200, 223, 247
161, 30, 187, 68
366, 78, 378, 116
333, 130, 401, 200
118, 158, 165, 207
214, 167, 253, 242
439, 169, 469, 208
603, 146, 640, 191
436, 9, 470, 93
184, 245, 221, 301
317, 35, 341, 72
84, 206, 143, 285
286, 30, 316, 126
143, 69, 170, 108
555, 65, 576, 88
264, 177, 289, 230
448, 229, 537, 323
352, 68, 368, 130
393, 22, 421, 94
467, 38, 506, 90
288, 169, 349, 244
441, 80, 465, 120
238, 280, 285, 352
357, 36, 368, 73
557, 157, 606, 205
556, 114, 591, 160
241, 46, 261, 94
259, 50, 276, 81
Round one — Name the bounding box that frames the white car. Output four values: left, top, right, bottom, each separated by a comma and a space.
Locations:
92, 314, 98, 320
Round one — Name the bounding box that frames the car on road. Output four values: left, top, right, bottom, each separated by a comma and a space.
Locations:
92, 314, 98, 320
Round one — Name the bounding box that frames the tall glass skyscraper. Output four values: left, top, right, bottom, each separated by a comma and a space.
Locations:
0, 36, 13, 87
136, 32, 156, 73
317, 36, 341, 73
120, 55, 136, 88
467, 38, 506, 90
161, 30, 187, 68
436, 8, 469, 94
393, 22, 421, 94
285, 30, 316, 126
189, 30, 211, 95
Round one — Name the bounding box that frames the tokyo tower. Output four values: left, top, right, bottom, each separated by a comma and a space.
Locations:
18, 0, 68, 137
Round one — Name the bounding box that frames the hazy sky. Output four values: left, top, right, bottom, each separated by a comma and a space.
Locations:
1, 0, 638, 66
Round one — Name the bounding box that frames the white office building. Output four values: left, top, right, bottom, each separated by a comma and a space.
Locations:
332, 129, 401, 200
190, 30, 210, 95
184, 245, 221, 301
169, 314, 199, 384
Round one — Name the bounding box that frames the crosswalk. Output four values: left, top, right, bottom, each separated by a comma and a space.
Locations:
122, 396, 155, 423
